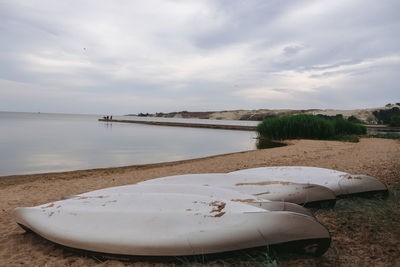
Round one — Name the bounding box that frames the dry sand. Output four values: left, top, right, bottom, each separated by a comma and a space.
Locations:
0, 138, 399, 266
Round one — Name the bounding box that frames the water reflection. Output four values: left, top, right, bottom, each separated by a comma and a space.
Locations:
101, 121, 113, 130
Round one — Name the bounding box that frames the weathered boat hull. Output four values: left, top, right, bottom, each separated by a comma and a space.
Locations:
68, 184, 315, 217
139, 174, 337, 207
14, 193, 330, 256
229, 167, 388, 197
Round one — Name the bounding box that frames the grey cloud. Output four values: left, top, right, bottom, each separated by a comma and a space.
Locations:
271, 88, 292, 93
0, 0, 399, 114
282, 45, 304, 56
191, 1, 293, 49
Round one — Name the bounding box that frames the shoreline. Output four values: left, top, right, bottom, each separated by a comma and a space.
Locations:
2, 137, 398, 184
1, 138, 399, 266
0, 149, 259, 186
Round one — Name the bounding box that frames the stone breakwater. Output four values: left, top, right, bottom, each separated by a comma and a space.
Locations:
98, 118, 257, 131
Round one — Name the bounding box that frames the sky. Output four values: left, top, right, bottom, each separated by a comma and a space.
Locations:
0, 0, 399, 115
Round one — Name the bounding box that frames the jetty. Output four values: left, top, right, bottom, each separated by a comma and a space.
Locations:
98, 118, 257, 131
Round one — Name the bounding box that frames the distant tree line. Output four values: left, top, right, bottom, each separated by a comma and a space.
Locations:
373, 107, 400, 126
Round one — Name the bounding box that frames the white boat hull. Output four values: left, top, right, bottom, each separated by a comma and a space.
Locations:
68, 184, 315, 217
140, 167, 387, 204
14, 193, 330, 256
139, 174, 337, 207
229, 166, 388, 197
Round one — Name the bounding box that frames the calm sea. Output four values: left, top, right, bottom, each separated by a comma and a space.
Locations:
0, 112, 257, 176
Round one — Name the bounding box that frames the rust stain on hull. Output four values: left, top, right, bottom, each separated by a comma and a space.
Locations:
346, 175, 362, 180
41, 203, 54, 209
230, 198, 256, 202
211, 211, 226, 217
209, 201, 226, 213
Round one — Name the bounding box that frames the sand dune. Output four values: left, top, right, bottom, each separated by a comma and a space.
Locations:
146, 104, 400, 124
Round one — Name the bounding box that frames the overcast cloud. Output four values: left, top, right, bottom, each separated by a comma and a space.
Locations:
0, 0, 399, 114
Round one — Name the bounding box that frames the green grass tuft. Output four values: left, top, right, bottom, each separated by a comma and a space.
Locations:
390, 114, 400, 126
175, 250, 278, 267
256, 114, 366, 141
330, 182, 400, 244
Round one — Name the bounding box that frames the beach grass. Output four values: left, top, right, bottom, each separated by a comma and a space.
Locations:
176, 250, 278, 267
172, 183, 399, 266
256, 114, 366, 141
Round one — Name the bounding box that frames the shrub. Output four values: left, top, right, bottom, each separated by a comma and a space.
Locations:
316, 114, 343, 120
373, 107, 400, 124
390, 115, 400, 127
347, 115, 363, 124
257, 114, 366, 141
332, 118, 366, 135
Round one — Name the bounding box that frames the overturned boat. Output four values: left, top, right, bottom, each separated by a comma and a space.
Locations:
139, 173, 337, 208
140, 167, 388, 204
228, 166, 388, 197
14, 191, 331, 256
67, 184, 315, 217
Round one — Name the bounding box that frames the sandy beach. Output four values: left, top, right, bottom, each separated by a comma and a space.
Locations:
1, 138, 399, 266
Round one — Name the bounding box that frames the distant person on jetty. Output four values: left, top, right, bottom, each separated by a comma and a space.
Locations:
102, 116, 113, 121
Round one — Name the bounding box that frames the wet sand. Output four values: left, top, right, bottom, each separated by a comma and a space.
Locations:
0, 138, 399, 266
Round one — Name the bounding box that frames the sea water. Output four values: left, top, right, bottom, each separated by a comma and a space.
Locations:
0, 112, 257, 176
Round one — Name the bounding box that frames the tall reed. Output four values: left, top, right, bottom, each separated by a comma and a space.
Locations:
257, 114, 366, 140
